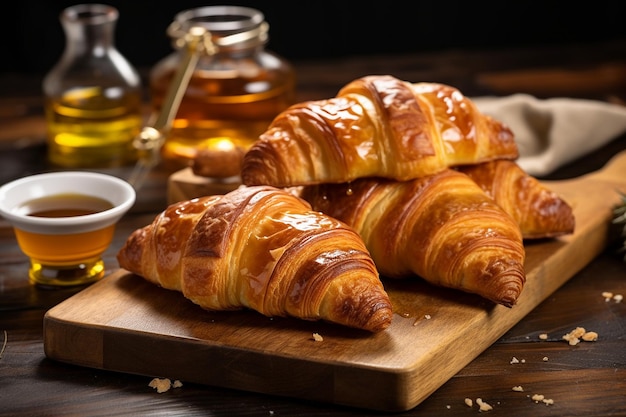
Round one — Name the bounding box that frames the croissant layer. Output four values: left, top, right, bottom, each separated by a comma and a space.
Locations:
117, 186, 393, 332
299, 170, 526, 307
455, 160, 575, 239
241, 75, 518, 187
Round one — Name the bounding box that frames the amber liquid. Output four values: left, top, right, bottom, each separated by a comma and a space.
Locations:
15, 193, 116, 287
23, 193, 114, 218
45, 86, 143, 168
150, 66, 295, 170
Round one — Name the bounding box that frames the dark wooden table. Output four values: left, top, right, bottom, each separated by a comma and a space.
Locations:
2, 40, 626, 416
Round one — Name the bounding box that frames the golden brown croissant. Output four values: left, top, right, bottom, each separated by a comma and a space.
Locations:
456, 160, 575, 239
241, 75, 518, 187
299, 170, 526, 307
117, 185, 393, 332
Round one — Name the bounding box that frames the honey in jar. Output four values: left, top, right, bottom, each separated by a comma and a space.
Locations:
149, 6, 296, 171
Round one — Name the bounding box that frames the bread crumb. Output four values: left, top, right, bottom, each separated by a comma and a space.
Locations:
563, 327, 599, 344
602, 292, 622, 303
531, 394, 554, 405
582, 331, 598, 342
149, 378, 172, 393
148, 378, 182, 393
520, 358, 526, 363
476, 398, 493, 412
446, 404, 451, 409
464, 398, 473, 407
312, 333, 323, 342
562, 327, 586, 345
543, 356, 549, 361
538, 333, 548, 340
510, 357, 520, 364
531, 394, 545, 403
424, 314, 432, 320
512, 385, 524, 392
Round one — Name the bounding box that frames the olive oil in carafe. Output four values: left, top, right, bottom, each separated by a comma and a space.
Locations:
45, 86, 143, 168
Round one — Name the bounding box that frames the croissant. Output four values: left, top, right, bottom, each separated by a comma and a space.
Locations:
116, 185, 393, 332
456, 160, 575, 239
299, 170, 526, 307
241, 75, 518, 187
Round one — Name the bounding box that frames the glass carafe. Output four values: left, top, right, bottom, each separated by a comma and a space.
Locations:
43, 3, 143, 168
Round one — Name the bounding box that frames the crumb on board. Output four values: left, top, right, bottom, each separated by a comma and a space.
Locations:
149, 378, 183, 393
562, 327, 598, 345
510, 357, 520, 364
531, 393, 554, 405
602, 291, 623, 303
413, 314, 432, 326
582, 331, 598, 342
512, 386, 524, 392
539, 333, 548, 340
543, 356, 549, 361
312, 332, 323, 342
464, 398, 473, 407
475, 398, 493, 412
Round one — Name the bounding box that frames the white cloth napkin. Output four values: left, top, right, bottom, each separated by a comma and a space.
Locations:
472, 94, 626, 176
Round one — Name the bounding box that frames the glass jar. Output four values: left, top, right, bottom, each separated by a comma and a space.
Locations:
149, 5, 296, 171
43, 4, 143, 168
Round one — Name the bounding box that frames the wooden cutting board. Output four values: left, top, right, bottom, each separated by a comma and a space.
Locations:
43, 151, 626, 412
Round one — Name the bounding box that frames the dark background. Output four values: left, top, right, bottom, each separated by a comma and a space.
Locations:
2, 1, 625, 76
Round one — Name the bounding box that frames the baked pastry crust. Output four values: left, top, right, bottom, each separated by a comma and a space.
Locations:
299, 169, 526, 307
117, 185, 393, 332
241, 75, 518, 187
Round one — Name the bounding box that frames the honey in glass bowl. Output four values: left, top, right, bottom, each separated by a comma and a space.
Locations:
0, 172, 135, 287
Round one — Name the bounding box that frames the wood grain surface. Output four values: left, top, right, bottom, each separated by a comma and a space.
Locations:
42, 151, 626, 412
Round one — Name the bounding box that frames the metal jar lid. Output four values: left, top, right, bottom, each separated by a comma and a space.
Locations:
167, 6, 269, 54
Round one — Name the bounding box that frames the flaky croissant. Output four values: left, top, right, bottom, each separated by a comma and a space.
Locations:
299, 170, 526, 307
117, 185, 393, 332
241, 75, 518, 187
456, 160, 575, 239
